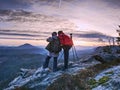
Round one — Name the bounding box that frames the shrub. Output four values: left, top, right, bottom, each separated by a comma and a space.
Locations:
98, 76, 110, 84
105, 71, 114, 75
88, 78, 97, 85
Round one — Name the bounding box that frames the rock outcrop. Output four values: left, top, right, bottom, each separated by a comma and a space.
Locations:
4, 61, 99, 90
92, 46, 120, 63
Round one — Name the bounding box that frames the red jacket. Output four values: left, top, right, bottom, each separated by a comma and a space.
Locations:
58, 33, 73, 46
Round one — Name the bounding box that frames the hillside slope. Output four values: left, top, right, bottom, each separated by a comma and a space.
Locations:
4, 46, 120, 90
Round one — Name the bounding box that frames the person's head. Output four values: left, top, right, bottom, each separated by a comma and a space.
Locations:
52, 32, 57, 36
58, 31, 64, 35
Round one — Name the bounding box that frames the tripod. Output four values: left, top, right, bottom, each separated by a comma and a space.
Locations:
70, 33, 79, 61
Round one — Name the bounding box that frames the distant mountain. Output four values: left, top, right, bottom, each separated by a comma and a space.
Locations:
0, 43, 47, 56
18, 43, 37, 49
0, 43, 38, 49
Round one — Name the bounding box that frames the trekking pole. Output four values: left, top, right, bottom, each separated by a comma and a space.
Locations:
70, 33, 79, 61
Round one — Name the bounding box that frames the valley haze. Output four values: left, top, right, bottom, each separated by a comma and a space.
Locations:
0, 43, 95, 89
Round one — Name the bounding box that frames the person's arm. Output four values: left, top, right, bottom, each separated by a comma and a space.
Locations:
46, 37, 53, 42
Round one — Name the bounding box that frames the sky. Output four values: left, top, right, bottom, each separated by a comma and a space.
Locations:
0, 0, 120, 46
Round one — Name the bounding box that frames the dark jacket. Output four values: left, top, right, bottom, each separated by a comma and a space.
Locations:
45, 36, 61, 53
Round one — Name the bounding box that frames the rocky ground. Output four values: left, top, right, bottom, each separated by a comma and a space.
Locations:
4, 46, 120, 90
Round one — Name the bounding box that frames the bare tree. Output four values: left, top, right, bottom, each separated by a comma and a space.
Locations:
116, 25, 120, 46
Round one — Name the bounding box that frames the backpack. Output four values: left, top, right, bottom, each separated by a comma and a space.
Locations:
45, 37, 61, 53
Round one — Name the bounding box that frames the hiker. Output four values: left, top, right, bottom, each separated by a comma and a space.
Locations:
58, 31, 73, 70
43, 32, 61, 72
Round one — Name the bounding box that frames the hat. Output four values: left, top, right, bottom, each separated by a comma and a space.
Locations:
52, 32, 57, 36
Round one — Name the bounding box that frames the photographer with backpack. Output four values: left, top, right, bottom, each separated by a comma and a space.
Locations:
58, 31, 73, 70
43, 32, 61, 72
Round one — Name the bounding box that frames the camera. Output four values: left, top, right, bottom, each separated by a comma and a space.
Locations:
70, 33, 72, 36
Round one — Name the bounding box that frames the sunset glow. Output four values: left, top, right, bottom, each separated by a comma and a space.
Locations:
0, 0, 120, 47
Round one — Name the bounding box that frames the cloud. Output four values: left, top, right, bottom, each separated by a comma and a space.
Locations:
75, 32, 107, 38
26, 0, 120, 37
0, 37, 37, 40
71, 30, 113, 45
0, 0, 30, 9
102, 0, 120, 8
0, 29, 52, 41
0, 29, 50, 38
0, 0, 120, 38
73, 31, 110, 38
0, 32, 39, 37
